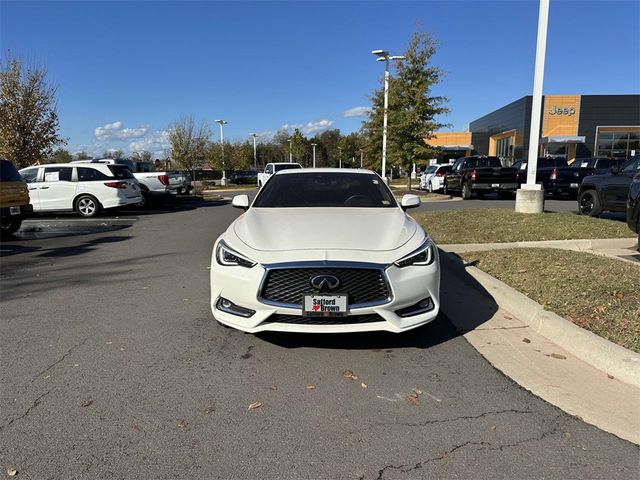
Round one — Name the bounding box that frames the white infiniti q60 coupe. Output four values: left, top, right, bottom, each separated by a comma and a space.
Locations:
210, 169, 440, 333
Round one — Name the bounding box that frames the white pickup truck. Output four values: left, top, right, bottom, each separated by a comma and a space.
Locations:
257, 162, 302, 187
72, 159, 190, 200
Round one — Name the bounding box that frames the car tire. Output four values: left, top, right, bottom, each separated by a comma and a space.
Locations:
0, 218, 22, 235
461, 182, 472, 200
578, 190, 602, 217
75, 194, 101, 218
428, 181, 434, 193
443, 181, 449, 196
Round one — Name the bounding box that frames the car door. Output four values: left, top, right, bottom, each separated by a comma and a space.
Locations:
448, 160, 463, 190
602, 158, 640, 211
39, 166, 77, 211
20, 167, 41, 210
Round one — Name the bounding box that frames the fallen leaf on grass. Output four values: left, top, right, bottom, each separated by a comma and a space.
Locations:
490, 425, 497, 431
550, 353, 567, 360
177, 419, 186, 428
412, 388, 423, 396
204, 407, 215, 415
7, 468, 17, 476
360, 383, 368, 389
305, 385, 316, 390
270, 385, 278, 391
607, 374, 614, 380
248, 401, 263, 410
563, 431, 572, 440
342, 370, 359, 381
613, 291, 625, 300
522, 338, 531, 344
81, 399, 93, 407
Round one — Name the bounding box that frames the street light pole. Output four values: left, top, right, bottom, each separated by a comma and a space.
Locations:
338, 146, 342, 168
372, 49, 405, 184
288, 139, 293, 163
249, 133, 258, 170
215, 119, 228, 186
360, 149, 364, 168
311, 143, 317, 168
515, 0, 549, 214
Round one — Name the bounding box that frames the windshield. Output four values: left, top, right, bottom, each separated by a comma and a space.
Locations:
274, 164, 302, 172
108, 165, 135, 179
0, 160, 23, 181
253, 172, 397, 208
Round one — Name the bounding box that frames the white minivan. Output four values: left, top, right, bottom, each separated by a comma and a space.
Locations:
19, 163, 142, 217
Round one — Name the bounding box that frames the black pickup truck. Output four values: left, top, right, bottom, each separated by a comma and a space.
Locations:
443, 155, 518, 199
578, 156, 640, 216
513, 157, 626, 197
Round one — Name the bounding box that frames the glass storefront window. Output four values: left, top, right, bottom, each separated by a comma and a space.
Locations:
596, 129, 640, 159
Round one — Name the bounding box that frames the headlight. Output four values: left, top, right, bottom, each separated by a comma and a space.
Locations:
216, 240, 257, 268
393, 238, 435, 268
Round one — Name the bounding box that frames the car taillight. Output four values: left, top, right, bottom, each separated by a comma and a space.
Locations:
435, 172, 445, 177
104, 181, 128, 189
550, 168, 557, 181
471, 170, 477, 181
158, 175, 169, 186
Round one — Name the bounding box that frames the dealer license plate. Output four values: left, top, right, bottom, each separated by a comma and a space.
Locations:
303, 294, 348, 317
9, 206, 20, 215
570, 183, 578, 188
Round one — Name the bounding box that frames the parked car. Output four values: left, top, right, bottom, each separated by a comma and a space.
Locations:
229, 170, 258, 185
420, 164, 452, 192
513, 157, 626, 197
0, 159, 33, 235
627, 172, 640, 251
211, 168, 439, 333
72, 159, 188, 201
443, 155, 518, 199
19, 163, 142, 217
577, 156, 640, 216
257, 162, 302, 187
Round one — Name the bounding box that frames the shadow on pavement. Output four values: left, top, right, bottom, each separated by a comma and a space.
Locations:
257, 250, 500, 350
118, 196, 230, 216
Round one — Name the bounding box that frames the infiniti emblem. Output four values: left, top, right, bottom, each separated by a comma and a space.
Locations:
310, 274, 341, 292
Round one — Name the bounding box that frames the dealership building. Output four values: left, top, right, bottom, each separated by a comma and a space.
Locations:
427, 94, 640, 165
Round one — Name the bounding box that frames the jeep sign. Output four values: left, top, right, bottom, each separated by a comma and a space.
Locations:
549, 106, 576, 116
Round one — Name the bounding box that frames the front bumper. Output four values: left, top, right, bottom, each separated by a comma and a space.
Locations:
210, 251, 440, 334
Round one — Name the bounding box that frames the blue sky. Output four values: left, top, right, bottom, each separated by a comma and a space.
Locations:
2, 0, 639, 157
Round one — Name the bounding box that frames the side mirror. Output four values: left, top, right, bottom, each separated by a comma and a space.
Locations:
611, 165, 620, 175
231, 194, 250, 211
400, 194, 421, 211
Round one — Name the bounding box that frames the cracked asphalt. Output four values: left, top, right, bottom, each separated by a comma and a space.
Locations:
1, 197, 638, 479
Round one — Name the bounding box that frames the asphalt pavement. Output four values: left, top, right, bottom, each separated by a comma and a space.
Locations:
1, 197, 637, 479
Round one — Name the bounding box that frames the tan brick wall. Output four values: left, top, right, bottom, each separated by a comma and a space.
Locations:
425, 132, 471, 147
542, 95, 581, 137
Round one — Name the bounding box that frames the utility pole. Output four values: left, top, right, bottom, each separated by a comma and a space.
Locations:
249, 133, 258, 170
515, 0, 549, 214
311, 143, 317, 168
215, 119, 228, 186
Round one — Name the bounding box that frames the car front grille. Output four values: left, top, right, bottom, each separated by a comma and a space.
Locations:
266, 313, 384, 325
259, 267, 391, 307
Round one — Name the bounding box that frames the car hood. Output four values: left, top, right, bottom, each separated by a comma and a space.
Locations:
233, 207, 418, 252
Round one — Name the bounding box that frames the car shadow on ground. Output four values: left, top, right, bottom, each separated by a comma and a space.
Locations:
257, 251, 500, 350
118, 196, 230, 216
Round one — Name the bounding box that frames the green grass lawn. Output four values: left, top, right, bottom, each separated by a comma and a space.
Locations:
461, 248, 640, 352
414, 209, 634, 244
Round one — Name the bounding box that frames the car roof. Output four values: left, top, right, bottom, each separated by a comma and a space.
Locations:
270, 162, 301, 165
20, 162, 113, 170
277, 168, 377, 175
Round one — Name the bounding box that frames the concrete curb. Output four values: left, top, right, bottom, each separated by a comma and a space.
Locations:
441, 237, 638, 253
455, 255, 640, 387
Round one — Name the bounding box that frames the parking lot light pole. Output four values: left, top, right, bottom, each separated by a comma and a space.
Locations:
250, 133, 258, 170
311, 143, 317, 168
372, 49, 405, 184
288, 139, 293, 163
216, 119, 228, 186
515, 0, 549, 214
360, 149, 364, 168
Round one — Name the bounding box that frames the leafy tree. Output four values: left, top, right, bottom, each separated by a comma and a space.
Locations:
102, 149, 124, 159
51, 148, 72, 163
74, 151, 92, 160
290, 128, 308, 165
0, 58, 65, 168
131, 150, 153, 163
315, 129, 341, 167
362, 31, 449, 188
168, 116, 211, 171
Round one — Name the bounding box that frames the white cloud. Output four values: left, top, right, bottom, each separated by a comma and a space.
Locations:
94, 121, 148, 140
342, 106, 370, 118
281, 119, 335, 135
128, 130, 170, 157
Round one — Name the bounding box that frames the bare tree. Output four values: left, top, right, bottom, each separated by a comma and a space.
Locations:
131, 150, 153, 162
168, 116, 211, 171
0, 58, 65, 168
